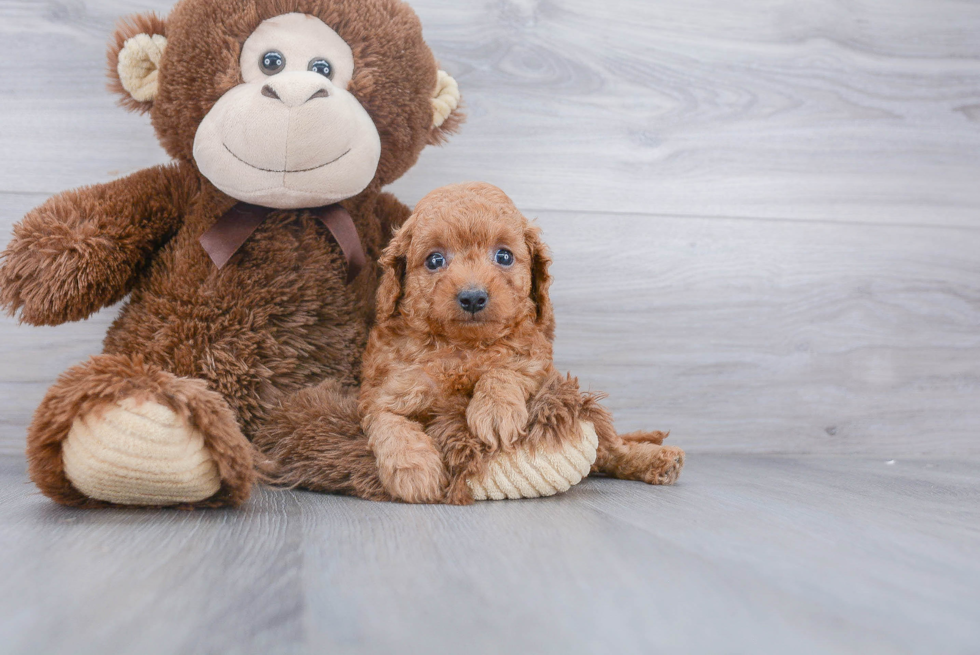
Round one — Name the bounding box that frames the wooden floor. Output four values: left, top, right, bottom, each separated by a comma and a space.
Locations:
1, 455, 978, 654
1, 0, 979, 652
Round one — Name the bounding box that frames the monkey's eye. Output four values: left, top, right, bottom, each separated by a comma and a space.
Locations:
495, 249, 514, 267
309, 58, 333, 78
425, 252, 446, 271
260, 51, 285, 75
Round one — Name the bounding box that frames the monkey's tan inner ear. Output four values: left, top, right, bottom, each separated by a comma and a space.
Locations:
118, 33, 167, 103
432, 70, 460, 128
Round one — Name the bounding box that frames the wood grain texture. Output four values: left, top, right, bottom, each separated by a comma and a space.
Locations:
1, 454, 978, 654
1, 0, 979, 224
541, 210, 980, 456
395, 0, 980, 226
1, 0, 979, 458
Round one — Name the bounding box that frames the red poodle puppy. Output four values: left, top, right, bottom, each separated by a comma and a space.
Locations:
359, 182, 684, 504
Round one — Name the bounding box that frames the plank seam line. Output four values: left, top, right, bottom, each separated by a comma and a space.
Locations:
524, 207, 980, 233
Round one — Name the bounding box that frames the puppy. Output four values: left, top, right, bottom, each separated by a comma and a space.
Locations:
359, 183, 684, 504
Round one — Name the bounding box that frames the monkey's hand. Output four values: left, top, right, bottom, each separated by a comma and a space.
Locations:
0, 165, 192, 325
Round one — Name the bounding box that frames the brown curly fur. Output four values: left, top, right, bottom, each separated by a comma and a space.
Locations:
0, 0, 460, 508
253, 379, 391, 501
358, 183, 685, 504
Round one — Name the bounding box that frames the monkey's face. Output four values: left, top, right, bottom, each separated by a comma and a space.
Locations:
108, 1, 463, 210
192, 13, 381, 209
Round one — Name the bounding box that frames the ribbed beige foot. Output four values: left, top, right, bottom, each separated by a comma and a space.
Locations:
467, 420, 598, 500
61, 397, 221, 506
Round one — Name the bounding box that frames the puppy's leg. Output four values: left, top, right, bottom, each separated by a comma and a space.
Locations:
466, 370, 531, 451
366, 412, 448, 503
581, 395, 684, 485
523, 371, 585, 450
425, 400, 488, 506
620, 430, 669, 445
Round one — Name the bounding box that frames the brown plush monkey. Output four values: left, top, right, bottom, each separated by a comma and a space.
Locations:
0, 0, 464, 508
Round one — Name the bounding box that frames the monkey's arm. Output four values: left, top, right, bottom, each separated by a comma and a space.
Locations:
0, 163, 197, 326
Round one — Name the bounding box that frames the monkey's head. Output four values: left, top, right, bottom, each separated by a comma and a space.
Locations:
108, 0, 462, 209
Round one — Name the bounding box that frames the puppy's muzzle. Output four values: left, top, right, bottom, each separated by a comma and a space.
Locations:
457, 288, 489, 315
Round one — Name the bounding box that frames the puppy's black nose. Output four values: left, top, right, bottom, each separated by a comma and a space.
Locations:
457, 288, 489, 314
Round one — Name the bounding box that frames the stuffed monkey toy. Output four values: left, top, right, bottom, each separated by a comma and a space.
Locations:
0, 0, 606, 508
0, 0, 463, 507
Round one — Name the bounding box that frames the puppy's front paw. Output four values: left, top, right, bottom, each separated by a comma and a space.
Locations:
378, 440, 448, 504
368, 414, 449, 504
466, 395, 529, 451
386, 465, 447, 504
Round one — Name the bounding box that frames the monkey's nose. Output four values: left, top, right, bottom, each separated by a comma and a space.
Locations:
261, 84, 281, 101
457, 288, 489, 314
261, 75, 331, 107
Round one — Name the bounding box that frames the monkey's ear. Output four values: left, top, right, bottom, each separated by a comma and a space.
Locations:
107, 13, 168, 113
428, 70, 463, 145
376, 220, 415, 321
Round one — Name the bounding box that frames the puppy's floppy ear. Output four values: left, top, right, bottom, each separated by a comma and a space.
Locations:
107, 13, 168, 114
376, 219, 415, 321
524, 222, 556, 339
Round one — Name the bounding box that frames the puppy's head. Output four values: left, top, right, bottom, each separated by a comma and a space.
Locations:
377, 182, 554, 342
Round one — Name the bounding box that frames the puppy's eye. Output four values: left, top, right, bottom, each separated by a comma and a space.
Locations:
425, 252, 446, 271
261, 51, 285, 75
309, 58, 333, 78
495, 249, 514, 267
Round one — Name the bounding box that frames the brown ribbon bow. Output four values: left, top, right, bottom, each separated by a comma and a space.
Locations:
199, 203, 366, 284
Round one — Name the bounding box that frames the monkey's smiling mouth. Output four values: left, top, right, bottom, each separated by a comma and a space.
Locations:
223, 144, 351, 174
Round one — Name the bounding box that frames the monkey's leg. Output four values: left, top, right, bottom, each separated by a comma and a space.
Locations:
27, 354, 256, 508
253, 378, 391, 502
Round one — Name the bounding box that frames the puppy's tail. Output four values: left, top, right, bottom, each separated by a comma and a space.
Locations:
253, 378, 392, 501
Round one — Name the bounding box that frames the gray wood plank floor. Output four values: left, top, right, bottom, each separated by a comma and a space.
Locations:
1, 455, 977, 654
1, 1, 979, 653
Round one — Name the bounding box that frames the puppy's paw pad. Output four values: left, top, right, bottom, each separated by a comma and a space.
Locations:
493, 401, 529, 449
380, 443, 448, 504
465, 398, 498, 449
466, 398, 528, 451
387, 464, 447, 504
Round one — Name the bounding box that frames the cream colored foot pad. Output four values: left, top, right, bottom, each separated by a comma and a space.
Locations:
62, 397, 221, 505
467, 420, 598, 500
